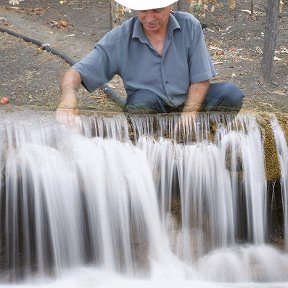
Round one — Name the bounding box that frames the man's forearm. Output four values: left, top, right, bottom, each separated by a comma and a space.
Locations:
183, 80, 210, 113
59, 68, 82, 109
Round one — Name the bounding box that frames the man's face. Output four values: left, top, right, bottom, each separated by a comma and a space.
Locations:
137, 6, 171, 32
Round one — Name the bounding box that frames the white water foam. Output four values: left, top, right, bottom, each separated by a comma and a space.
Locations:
0, 112, 288, 287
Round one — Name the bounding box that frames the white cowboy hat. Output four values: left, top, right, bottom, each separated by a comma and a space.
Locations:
114, 0, 178, 11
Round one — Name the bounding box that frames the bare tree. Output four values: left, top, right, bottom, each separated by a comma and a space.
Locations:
260, 0, 280, 83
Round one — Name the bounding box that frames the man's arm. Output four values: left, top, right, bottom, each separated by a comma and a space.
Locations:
56, 68, 82, 125
57, 68, 82, 114
182, 80, 210, 113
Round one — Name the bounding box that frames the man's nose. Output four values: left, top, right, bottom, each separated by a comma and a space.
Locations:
143, 10, 157, 19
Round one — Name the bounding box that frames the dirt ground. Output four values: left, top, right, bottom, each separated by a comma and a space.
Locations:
0, 0, 287, 115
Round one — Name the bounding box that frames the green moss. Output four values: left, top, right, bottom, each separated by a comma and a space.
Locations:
256, 113, 281, 181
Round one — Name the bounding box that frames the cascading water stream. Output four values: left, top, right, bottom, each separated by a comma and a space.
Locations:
1, 121, 173, 279
271, 117, 288, 251
0, 111, 288, 287
136, 115, 267, 261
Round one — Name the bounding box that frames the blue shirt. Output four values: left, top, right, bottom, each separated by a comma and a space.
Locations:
73, 11, 216, 107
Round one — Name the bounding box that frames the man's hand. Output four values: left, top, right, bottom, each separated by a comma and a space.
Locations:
56, 101, 80, 128
175, 81, 210, 141
183, 80, 210, 113
56, 68, 82, 128
175, 111, 198, 142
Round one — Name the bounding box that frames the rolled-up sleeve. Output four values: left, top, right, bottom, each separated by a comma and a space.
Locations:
188, 21, 216, 84
72, 42, 118, 93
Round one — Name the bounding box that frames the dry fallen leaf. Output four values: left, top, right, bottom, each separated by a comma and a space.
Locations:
213, 61, 224, 65
209, 46, 223, 51
238, 56, 254, 62
255, 47, 263, 54
241, 9, 252, 15
215, 50, 224, 56
228, 0, 236, 10
9, 0, 24, 5
36, 47, 44, 53
272, 90, 286, 96
59, 20, 68, 28
48, 19, 68, 29
280, 0, 285, 13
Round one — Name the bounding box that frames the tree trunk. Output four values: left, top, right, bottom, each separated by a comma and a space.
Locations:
260, 0, 280, 83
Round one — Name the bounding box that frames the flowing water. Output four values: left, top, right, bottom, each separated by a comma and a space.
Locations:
0, 111, 288, 288
271, 117, 288, 251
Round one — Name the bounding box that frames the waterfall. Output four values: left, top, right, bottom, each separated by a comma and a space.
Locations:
137, 114, 267, 260
0, 120, 171, 280
0, 111, 288, 287
271, 117, 288, 250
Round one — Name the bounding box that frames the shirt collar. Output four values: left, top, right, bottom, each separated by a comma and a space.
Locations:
132, 13, 181, 42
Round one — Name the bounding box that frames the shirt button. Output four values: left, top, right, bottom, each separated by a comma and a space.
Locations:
165, 81, 168, 84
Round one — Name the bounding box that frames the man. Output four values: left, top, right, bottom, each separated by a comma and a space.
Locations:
56, 0, 244, 124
